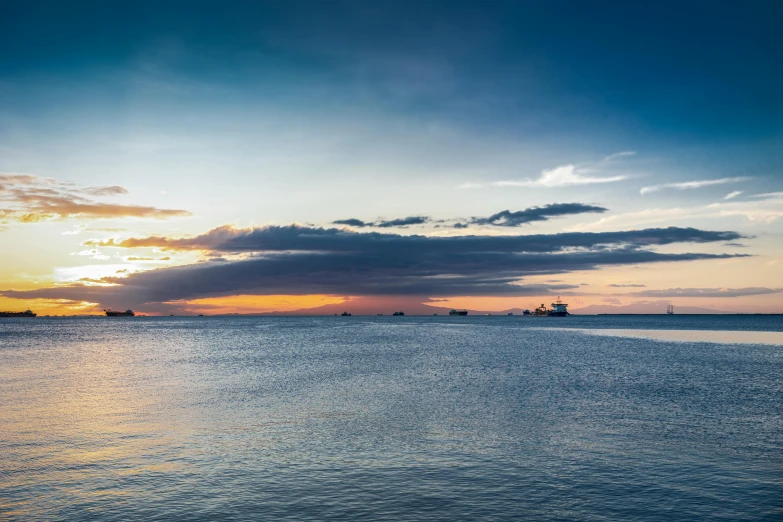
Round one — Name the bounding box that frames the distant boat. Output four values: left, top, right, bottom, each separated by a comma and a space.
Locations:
105, 309, 134, 317
198, 314, 204, 317
0, 309, 36, 318
508, 312, 513, 316
449, 309, 468, 316
392, 311, 404, 316
522, 310, 531, 316
341, 311, 352, 316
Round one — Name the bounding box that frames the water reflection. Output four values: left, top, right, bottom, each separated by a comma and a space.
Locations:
1, 317, 781, 520
577, 328, 783, 345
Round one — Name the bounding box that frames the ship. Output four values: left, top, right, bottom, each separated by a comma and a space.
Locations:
529, 297, 569, 317
392, 311, 404, 316
532, 303, 549, 316
522, 310, 531, 316
549, 297, 569, 317
105, 309, 135, 317
449, 309, 468, 316
341, 311, 351, 316
0, 309, 36, 318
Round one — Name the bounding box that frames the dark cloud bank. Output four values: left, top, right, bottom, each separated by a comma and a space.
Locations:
1, 224, 749, 311
333, 203, 607, 229
469, 204, 607, 227
333, 216, 429, 228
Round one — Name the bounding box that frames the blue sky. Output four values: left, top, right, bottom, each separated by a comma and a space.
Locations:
1, 1, 781, 314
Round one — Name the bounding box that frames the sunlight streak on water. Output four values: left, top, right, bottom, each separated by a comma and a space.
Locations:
560, 328, 783, 345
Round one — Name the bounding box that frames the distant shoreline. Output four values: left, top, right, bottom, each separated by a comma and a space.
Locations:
9, 313, 783, 318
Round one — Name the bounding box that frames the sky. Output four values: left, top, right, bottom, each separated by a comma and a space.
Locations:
1, 0, 782, 315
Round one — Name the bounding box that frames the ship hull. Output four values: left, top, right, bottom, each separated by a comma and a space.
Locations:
0, 312, 36, 317
548, 311, 569, 317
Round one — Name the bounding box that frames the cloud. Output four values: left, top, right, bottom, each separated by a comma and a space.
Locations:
457, 182, 485, 189
0, 174, 190, 224
723, 191, 743, 200
607, 283, 646, 288
0, 174, 47, 188
332, 218, 368, 227
604, 151, 636, 161
470, 203, 607, 227
492, 165, 627, 188
462, 153, 633, 190
640, 177, 750, 195
84, 224, 746, 253
335, 204, 606, 229
493, 165, 627, 188
750, 192, 783, 200
570, 193, 783, 231
630, 287, 782, 298
84, 185, 130, 196
6, 224, 747, 310
334, 216, 430, 228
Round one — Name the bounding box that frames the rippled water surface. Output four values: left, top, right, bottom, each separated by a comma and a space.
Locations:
1, 315, 781, 521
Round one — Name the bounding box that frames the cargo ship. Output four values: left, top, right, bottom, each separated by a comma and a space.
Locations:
341, 311, 351, 316
549, 297, 569, 317
530, 298, 569, 317
449, 309, 468, 316
105, 309, 135, 317
532, 303, 549, 316
0, 309, 36, 318
392, 311, 404, 316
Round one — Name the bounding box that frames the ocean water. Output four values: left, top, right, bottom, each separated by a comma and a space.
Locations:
1, 315, 781, 521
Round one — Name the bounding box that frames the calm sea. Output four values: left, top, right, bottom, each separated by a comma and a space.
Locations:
1, 315, 781, 521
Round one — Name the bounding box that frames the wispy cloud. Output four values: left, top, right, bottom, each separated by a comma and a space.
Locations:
459, 152, 633, 189
630, 287, 781, 298
571, 195, 783, 231
0, 173, 190, 225
723, 191, 743, 200
640, 176, 750, 195
750, 192, 783, 200
457, 182, 484, 189
492, 165, 627, 188
604, 151, 636, 162
84, 185, 130, 196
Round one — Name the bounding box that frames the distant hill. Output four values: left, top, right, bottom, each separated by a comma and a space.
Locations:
225, 296, 535, 316
571, 303, 731, 315
215, 297, 737, 317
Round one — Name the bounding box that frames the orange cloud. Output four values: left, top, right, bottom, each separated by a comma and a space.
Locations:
84, 224, 239, 250
0, 173, 190, 224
